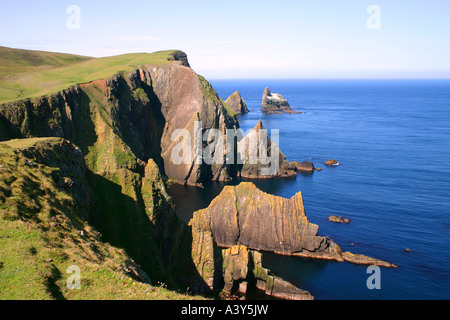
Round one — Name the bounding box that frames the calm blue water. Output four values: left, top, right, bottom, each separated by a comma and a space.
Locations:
168, 79, 450, 300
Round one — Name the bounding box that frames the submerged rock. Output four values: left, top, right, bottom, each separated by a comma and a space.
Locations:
225, 91, 249, 114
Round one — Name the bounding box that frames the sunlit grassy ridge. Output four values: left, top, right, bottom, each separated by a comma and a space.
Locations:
0, 47, 179, 104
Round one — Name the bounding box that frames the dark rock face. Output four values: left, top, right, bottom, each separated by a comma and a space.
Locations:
221, 245, 313, 300
225, 91, 249, 114
190, 182, 397, 267
168, 50, 191, 68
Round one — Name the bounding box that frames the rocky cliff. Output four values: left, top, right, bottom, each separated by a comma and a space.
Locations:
189, 220, 313, 299
0, 50, 242, 296
221, 245, 313, 300
149, 66, 238, 185
190, 182, 397, 268
225, 91, 249, 114
0, 56, 238, 186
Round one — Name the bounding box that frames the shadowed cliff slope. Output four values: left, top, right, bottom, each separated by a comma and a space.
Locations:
0, 138, 205, 299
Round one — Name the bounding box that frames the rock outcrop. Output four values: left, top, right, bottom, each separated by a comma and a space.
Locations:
221, 245, 313, 300
329, 215, 351, 224
291, 160, 315, 173
189, 182, 397, 268
237, 120, 297, 179
168, 50, 191, 68
262, 87, 300, 114
225, 91, 249, 114
189, 223, 314, 300
325, 159, 340, 166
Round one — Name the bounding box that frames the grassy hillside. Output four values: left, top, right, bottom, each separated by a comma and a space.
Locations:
0, 138, 204, 300
0, 46, 91, 75
0, 47, 180, 104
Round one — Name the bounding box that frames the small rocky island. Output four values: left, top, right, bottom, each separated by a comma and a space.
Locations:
329, 215, 351, 224
225, 91, 249, 114
262, 87, 301, 114
325, 159, 340, 166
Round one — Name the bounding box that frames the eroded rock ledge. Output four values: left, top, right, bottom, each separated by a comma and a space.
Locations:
190, 182, 397, 268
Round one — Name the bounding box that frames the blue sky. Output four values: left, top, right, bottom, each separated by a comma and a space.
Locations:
1, 0, 450, 79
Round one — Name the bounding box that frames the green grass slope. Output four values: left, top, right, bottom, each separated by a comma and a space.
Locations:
0, 138, 204, 300
0, 47, 180, 104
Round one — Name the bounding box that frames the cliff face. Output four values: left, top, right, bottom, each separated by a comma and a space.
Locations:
225, 91, 249, 114
189, 219, 313, 299
190, 182, 397, 267
190, 182, 338, 257
221, 245, 313, 300
0, 57, 238, 186
0, 53, 241, 293
148, 65, 238, 185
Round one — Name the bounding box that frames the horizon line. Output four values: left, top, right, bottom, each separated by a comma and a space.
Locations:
207, 78, 450, 81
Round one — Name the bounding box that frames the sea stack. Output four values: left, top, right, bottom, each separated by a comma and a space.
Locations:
237, 119, 297, 179
262, 87, 299, 113
225, 91, 249, 114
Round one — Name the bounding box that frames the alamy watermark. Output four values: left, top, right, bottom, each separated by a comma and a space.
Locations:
170, 121, 281, 176
366, 265, 381, 290
367, 5, 381, 30
66, 265, 81, 290
66, 5, 81, 30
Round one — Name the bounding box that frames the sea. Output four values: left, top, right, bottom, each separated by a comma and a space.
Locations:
167, 79, 450, 300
